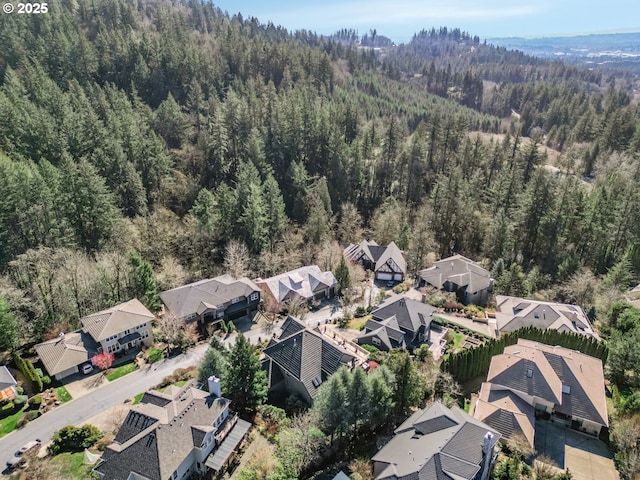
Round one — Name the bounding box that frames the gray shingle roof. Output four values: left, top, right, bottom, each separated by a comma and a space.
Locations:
81, 298, 154, 343
34, 330, 100, 376
95, 382, 230, 480
160, 275, 260, 319
372, 295, 435, 337
344, 240, 407, 274
263, 317, 355, 399
372, 402, 500, 480
495, 296, 597, 338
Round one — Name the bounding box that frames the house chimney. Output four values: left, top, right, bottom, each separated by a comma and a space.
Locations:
208, 376, 222, 398
482, 432, 494, 456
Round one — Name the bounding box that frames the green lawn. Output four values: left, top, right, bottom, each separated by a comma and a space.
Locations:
55, 386, 72, 403
50, 451, 95, 479
348, 314, 371, 331
106, 362, 137, 381
133, 392, 144, 404
157, 380, 188, 393
0, 407, 25, 438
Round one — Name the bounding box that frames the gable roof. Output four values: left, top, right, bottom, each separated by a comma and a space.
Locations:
487, 339, 608, 427
371, 295, 435, 335
495, 295, 598, 339
81, 298, 154, 343
474, 383, 535, 447
344, 240, 407, 274
0, 365, 17, 390
160, 275, 260, 319
372, 402, 500, 480
263, 317, 355, 399
34, 330, 100, 376
357, 315, 406, 350
95, 382, 229, 480
256, 265, 337, 303
419, 254, 492, 293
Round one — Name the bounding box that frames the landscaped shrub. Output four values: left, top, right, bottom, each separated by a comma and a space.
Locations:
147, 347, 164, 363
49, 424, 103, 455
41, 375, 51, 386
361, 344, 380, 354
13, 394, 28, 407
16, 410, 39, 428
1, 401, 16, 418
15, 385, 24, 395
392, 283, 408, 294
354, 306, 367, 317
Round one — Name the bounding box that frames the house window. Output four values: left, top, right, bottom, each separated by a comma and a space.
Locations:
534, 312, 540, 319
250, 292, 259, 301
216, 311, 224, 319
526, 369, 533, 378
231, 297, 241, 304
562, 384, 571, 394
311, 376, 322, 388
372, 337, 381, 346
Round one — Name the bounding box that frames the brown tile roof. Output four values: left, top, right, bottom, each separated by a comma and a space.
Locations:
34, 330, 99, 376
486, 339, 608, 427
81, 298, 154, 343
474, 383, 535, 447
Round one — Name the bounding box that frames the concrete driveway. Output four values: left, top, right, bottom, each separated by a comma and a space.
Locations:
534, 420, 619, 480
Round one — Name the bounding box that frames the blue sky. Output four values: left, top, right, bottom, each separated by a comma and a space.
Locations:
212, 0, 640, 42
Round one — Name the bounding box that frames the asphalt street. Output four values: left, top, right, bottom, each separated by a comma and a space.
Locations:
0, 320, 286, 472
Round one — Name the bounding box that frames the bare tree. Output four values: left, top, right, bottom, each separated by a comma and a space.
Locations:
155, 255, 187, 291
223, 240, 252, 279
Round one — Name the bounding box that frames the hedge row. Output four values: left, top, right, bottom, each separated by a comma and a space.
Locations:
440, 326, 608, 384
13, 352, 43, 393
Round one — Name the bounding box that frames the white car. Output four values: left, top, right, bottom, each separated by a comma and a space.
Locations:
6, 439, 41, 470
82, 363, 94, 374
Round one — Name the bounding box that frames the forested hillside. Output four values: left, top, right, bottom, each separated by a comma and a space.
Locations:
1, 0, 640, 346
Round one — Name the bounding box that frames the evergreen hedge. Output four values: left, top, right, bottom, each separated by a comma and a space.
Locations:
13, 352, 43, 393
440, 326, 608, 384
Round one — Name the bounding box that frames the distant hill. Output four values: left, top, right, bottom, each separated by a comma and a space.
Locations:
488, 32, 640, 73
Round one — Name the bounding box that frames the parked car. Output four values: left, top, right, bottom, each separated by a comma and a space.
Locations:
82, 363, 94, 374
386, 280, 395, 288
6, 439, 41, 470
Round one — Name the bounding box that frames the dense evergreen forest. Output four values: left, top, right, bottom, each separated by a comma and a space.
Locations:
1, 0, 640, 350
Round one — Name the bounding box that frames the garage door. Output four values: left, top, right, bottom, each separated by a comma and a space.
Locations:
376, 272, 393, 281
393, 273, 403, 281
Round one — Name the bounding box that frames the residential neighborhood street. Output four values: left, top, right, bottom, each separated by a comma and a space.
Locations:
0, 320, 286, 473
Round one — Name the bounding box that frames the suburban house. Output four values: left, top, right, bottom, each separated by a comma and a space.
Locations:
371, 402, 500, 480
262, 316, 357, 405
356, 295, 435, 351
494, 296, 598, 339
255, 265, 337, 307
344, 240, 406, 282
159, 275, 261, 327
81, 298, 154, 355
418, 255, 493, 306
0, 365, 18, 401
34, 331, 100, 380
35, 298, 155, 380
94, 378, 251, 480
473, 339, 608, 447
